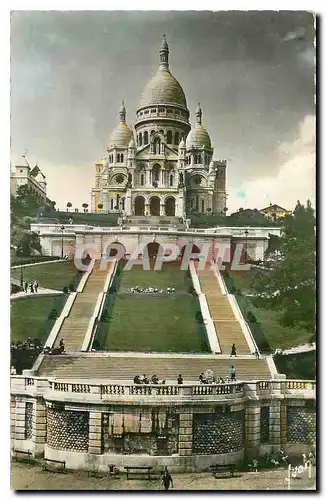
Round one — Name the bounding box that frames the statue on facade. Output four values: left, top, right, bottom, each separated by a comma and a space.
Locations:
126, 172, 132, 188
178, 172, 184, 188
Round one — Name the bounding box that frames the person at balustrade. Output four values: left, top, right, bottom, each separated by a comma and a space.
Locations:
205, 368, 214, 383
10, 366, 16, 375
142, 374, 150, 384
133, 375, 141, 384
230, 343, 237, 356
229, 365, 236, 381
199, 372, 205, 383
177, 374, 183, 384
151, 374, 159, 384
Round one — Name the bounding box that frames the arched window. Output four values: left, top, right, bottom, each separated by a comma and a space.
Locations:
195, 195, 199, 211
121, 198, 125, 210
175, 131, 179, 146
167, 130, 172, 144
121, 154, 124, 163
153, 164, 160, 182
140, 174, 144, 186
144, 131, 148, 145
139, 133, 142, 146
169, 174, 174, 187
110, 199, 114, 210
201, 200, 205, 212
159, 129, 164, 135
117, 154, 120, 163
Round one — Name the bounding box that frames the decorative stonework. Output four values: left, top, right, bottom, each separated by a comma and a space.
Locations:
193, 410, 244, 454
25, 402, 33, 440
102, 408, 179, 456
286, 406, 316, 444
47, 409, 89, 452
260, 406, 270, 444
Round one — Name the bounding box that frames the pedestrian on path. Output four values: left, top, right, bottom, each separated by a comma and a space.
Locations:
23, 281, 28, 293
29, 282, 34, 294
229, 365, 236, 381
34, 280, 39, 293
161, 467, 173, 491
230, 343, 237, 357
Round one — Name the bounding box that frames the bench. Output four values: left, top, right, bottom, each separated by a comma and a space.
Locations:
42, 458, 66, 473
210, 464, 236, 477
124, 466, 153, 480
12, 449, 33, 462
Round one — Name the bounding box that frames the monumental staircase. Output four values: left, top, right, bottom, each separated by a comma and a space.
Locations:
54, 261, 111, 351
197, 268, 251, 355
37, 353, 271, 380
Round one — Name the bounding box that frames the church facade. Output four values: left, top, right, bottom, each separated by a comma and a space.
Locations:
91, 36, 227, 218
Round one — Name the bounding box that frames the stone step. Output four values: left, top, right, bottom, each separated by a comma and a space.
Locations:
38, 355, 271, 380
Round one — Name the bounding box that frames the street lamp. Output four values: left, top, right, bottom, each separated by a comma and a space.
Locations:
61, 225, 65, 259
20, 264, 24, 288
244, 229, 249, 263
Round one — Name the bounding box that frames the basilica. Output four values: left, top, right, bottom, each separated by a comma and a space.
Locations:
91, 36, 227, 218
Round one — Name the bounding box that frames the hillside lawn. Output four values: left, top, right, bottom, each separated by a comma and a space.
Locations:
225, 270, 311, 350
104, 296, 206, 352
11, 261, 79, 291
11, 295, 67, 343
117, 262, 191, 292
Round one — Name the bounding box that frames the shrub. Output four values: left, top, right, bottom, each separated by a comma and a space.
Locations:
63, 286, 69, 294
195, 310, 203, 323
68, 283, 75, 292
247, 311, 257, 323
48, 308, 58, 320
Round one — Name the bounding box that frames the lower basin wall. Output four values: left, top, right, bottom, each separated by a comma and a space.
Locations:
44, 445, 244, 473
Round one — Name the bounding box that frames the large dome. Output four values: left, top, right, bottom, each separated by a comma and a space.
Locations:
140, 68, 187, 108
186, 124, 211, 149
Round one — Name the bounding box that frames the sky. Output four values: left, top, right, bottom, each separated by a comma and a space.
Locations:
10, 10, 315, 212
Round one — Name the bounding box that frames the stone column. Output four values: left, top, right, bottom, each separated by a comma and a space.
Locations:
88, 411, 102, 454
33, 399, 47, 456
91, 192, 96, 212
161, 170, 164, 187
103, 192, 109, 213
146, 170, 150, 187
145, 203, 150, 216
269, 399, 282, 446
14, 399, 26, 442
125, 189, 132, 216
245, 403, 261, 459
178, 411, 193, 457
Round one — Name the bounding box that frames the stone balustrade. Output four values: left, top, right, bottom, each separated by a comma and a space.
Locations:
10, 376, 316, 404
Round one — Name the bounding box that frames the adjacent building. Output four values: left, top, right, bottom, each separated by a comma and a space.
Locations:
10, 162, 48, 205
260, 204, 292, 221
91, 36, 227, 217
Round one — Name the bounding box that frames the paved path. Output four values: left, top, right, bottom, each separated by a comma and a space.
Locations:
11, 287, 64, 300
275, 343, 316, 355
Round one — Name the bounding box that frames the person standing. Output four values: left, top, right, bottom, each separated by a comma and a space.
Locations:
230, 343, 237, 357
229, 365, 236, 381
177, 374, 183, 385
29, 282, 34, 294
34, 280, 39, 293
10, 366, 16, 375
161, 467, 173, 491
23, 281, 28, 293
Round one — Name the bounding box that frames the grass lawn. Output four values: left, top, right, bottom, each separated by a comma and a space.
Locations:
104, 296, 206, 352
11, 295, 67, 344
117, 262, 191, 292
224, 270, 311, 350
11, 261, 80, 291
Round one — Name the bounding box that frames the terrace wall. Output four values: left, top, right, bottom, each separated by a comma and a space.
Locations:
11, 377, 315, 472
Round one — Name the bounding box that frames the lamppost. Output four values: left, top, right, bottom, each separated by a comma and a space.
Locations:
61, 225, 65, 259
244, 229, 249, 263
20, 264, 24, 288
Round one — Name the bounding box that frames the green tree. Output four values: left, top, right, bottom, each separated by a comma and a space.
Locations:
252, 200, 315, 339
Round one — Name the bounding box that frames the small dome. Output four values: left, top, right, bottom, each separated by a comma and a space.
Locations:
108, 122, 132, 149
178, 137, 186, 149
140, 69, 187, 108
128, 137, 136, 148
186, 124, 211, 149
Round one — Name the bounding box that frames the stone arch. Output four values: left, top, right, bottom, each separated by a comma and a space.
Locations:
134, 196, 145, 216
165, 196, 176, 216
103, 241, 126, 258
152, 164, 161, 182
149, 196, 160, 216
180, 244, 201, 261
